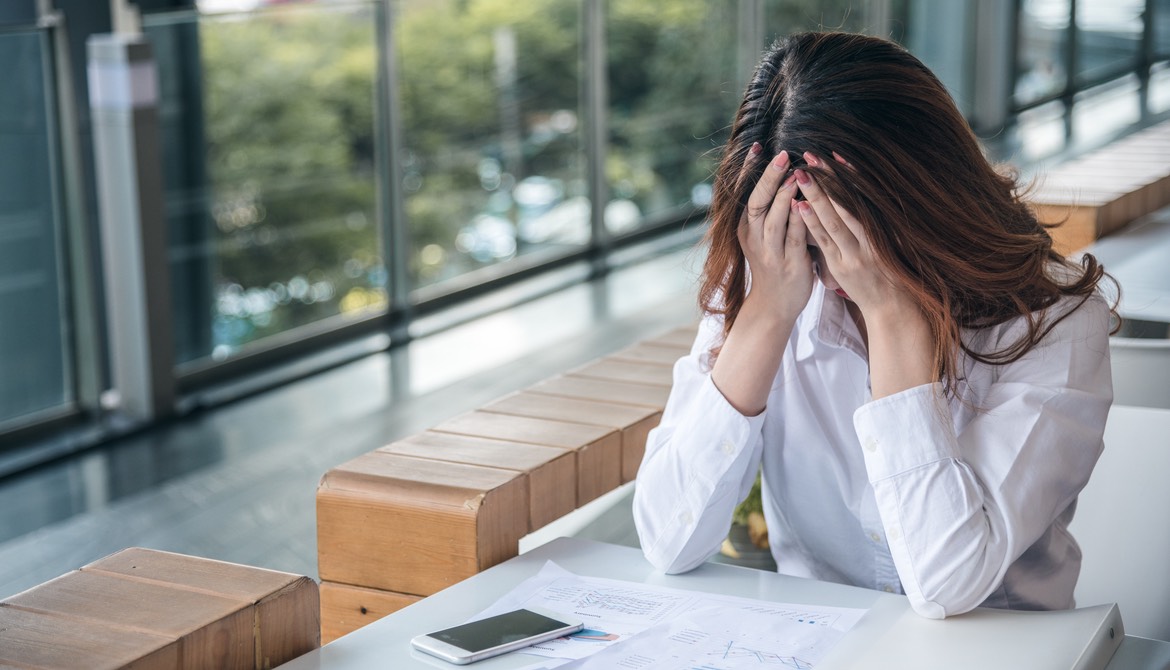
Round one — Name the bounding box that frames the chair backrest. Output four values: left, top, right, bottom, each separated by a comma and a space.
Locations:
1069, 404, 1170, 641
1109, 335, 1170, 409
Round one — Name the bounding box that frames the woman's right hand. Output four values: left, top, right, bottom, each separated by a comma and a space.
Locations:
709, 146, 814, 417
738, 147, 815, 324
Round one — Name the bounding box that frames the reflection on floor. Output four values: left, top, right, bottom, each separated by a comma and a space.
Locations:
0, 245, 703, 599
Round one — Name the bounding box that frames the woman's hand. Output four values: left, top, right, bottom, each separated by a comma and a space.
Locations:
708, 145, 814, 417
791, 152, 914, 320
738, 148, 815, 324
793, 152, 937, 399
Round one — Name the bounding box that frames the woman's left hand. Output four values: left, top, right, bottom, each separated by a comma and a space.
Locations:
792, 152, 915, 320
794, 152, 938, 399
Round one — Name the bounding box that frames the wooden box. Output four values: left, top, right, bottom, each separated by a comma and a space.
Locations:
482, 391, 662, 483
0, 548, 318, 670
568, 358, 675, 387
432, 411, 621, 505
0, 605, 178, 670
84, 547, 320, 669
528, 374, 673, 409
379, 431, 576, 530
319, 581, 419, 645
317, 451, 528, 596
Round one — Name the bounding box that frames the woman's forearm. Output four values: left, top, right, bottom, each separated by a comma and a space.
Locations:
865, 305, 936, 400
710, 297, 796, 416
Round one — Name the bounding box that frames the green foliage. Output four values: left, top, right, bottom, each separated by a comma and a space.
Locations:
732, 469, 764, 526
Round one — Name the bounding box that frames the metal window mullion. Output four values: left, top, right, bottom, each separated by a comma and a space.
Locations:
584, 0, 609, 279
376, 0, 412, 344
1064, 0, 1077, 138
43, 5, 105, 415
1139, 0, 1155, 115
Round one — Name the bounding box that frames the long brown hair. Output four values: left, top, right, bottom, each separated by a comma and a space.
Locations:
701, 32, 1113, 393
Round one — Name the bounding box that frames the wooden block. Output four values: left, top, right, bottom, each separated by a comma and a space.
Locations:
319, 581, 419, 644
1033, 203, 1101, 254
0, 604, 179, 670
644, 324, 700, 348
82, 547, 320, 669
317, 451, 528, 596
529, 374, 673, 409
481, 392, 661, 484
432, 411, 621, 505
609, 342, 688, 365
378, 431, 576, 530
570, 358, 675, 387
4, 570, 254, 669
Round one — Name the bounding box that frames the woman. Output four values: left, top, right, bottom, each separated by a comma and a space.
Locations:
632, 32, 1115, 619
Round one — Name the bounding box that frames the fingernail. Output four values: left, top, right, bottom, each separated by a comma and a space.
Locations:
750, 142, 763, 155
772, 152, 788, 170
804, 152, 820, 167
795, 169, 811, 185
781, 174, 797, 189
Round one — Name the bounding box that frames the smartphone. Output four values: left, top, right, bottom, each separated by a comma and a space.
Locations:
410, 606, 584, 665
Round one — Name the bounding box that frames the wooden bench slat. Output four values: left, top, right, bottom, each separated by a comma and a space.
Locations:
432, 411, 621, 505
0, 604, 180, 670
481, 392, 661, 484
528, 374, 673, 409
379, 431, 576, 530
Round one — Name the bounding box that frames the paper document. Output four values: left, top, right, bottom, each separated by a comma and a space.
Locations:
470, 561, 866, 667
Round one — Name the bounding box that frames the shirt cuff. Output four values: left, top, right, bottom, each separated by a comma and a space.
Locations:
853, 382, 961, 482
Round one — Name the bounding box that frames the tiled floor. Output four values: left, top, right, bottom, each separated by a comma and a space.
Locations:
0, 244, 704, 599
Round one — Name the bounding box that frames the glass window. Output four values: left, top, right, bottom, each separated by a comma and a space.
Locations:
0, 30, 71, 426
764, 0, 871, 37
396, 0, 585, 290
146, 4, 383, 364
1072, 74, 1141, 146
1015, 0, 1070, 107
1076, 0, 1143, 85
605, 1, 739, 233
1155, 0, 1170, 59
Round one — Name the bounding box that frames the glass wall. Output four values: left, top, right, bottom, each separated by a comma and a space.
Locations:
1015, 0, 1170, 113
605, 1, 737, 231
7, 0, 1170, 448
1015, 0, 1070, 107
146, 4, 383, 364
0, 29, 71, 427
396, 0, 586, 288
1075, 0, 1143, 84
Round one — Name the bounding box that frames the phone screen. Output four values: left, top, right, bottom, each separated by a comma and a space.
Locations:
430, 609, 572, 653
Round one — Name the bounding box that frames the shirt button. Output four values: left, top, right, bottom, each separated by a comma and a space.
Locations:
720, 440, 735, 455
883, 585, 895, 593
680, 510, 693, 526
863, 436, 878, 453
887, 526, 902, 542
869, 532, 883, 544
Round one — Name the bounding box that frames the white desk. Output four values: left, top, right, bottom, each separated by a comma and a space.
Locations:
278, 536, 1169, 670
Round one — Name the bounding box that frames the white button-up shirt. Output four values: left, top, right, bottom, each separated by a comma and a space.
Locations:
633, 285, 1113, 618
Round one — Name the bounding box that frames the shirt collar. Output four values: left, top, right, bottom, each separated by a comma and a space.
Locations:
808, 283, 868, 360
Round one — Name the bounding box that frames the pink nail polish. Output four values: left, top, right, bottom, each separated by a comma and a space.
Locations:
750, 142, 762, 155
772, 153, 788, 170
804, 152, 820, 167
795, 169, 810, 185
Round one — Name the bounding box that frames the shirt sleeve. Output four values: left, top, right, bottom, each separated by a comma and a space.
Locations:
632, 314, 768, 574
853, 297, 1114, 619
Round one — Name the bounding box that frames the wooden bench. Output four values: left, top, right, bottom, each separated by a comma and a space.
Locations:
1030, 120, 1170, 254
315, 324, 693, 642
0, 547, 320, 669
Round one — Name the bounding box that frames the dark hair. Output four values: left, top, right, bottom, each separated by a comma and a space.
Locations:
700, 32, 1114, 393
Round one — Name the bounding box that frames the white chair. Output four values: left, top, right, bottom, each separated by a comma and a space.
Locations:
1109, 335, 1170, 409
1070, 404, 1170, 641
